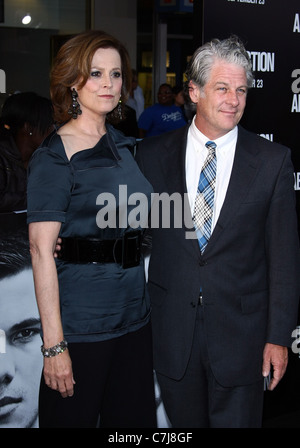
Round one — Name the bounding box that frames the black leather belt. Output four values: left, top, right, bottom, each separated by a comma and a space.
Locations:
57, 230, 142, 269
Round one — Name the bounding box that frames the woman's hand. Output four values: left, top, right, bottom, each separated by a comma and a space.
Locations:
43, 350, 75, 398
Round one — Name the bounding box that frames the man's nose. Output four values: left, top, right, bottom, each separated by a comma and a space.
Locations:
226, 90, 239, 106
0, 349, 15, 388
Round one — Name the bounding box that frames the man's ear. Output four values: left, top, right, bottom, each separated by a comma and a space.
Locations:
188, 81, 201, 103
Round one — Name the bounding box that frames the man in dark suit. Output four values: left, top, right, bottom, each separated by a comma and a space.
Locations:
136, 36, 300, 427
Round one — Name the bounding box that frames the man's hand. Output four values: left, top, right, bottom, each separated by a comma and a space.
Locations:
262, 343, 288, 391
53, 237, 62, 258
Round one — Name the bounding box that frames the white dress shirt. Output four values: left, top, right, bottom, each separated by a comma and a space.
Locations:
185, 117, 238, 232
126, 85, 145, 120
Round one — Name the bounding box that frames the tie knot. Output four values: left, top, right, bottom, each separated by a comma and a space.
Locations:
205, 141, 216, 151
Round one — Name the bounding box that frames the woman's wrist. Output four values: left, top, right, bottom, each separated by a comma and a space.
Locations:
41, 339, 68, 357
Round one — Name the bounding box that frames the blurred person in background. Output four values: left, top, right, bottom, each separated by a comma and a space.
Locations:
138, 83, 187, 138
0, 92, 54, 212
127, 69, 145, 120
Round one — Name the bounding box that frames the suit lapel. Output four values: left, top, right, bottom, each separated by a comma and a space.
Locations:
159, 126, 202, 258
159, 126, 188, 196
205, 126, 260, 254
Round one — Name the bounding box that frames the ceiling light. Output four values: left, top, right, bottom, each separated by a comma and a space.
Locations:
22, 14, 32, 25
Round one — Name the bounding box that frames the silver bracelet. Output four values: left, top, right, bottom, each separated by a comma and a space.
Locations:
41, 339, 68, 358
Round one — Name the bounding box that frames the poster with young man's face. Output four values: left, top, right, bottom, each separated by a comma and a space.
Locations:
0, 212, 42, 428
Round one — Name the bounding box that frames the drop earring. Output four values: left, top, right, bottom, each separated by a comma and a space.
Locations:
68, 88, 82, 119
117, 98, 123, 120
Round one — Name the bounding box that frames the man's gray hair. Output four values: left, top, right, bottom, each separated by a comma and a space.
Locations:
186, 35, 253, 89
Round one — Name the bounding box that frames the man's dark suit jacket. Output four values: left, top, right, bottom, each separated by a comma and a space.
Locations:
136, 124, 300, 387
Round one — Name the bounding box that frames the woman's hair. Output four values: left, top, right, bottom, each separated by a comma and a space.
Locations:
0, 92, 53, 138
185, 35, 254, 90
50, 30, 132, 125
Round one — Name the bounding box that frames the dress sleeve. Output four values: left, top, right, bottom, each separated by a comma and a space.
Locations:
27, 147, 73, 223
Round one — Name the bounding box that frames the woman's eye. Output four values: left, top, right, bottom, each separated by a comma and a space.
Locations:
91, 71, 101, 77
112, 71, 121, 78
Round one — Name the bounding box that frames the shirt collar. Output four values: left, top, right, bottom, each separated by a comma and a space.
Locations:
189, 116, 238, 154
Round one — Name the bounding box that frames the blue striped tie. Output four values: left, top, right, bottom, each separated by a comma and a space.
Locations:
193, 141, 217, 253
